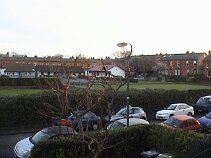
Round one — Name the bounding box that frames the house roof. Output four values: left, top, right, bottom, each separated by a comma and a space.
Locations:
35, 65, 84, 73
4, 63, 35, 72
204, 55, 211, 61
88, 64, 123, 72
160, 53, 206, 61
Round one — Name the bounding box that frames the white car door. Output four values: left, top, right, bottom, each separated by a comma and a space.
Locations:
174, 105, 185, 115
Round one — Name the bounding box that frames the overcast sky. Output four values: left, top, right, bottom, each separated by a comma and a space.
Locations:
0, 0, 211, 58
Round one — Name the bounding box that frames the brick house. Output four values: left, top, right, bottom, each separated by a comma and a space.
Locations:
202, 51, 211, 77
160, 52, 206, 76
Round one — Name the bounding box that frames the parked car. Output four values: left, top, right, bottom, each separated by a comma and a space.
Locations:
198, 111, 211, 128
161, 115, 201, 131
156, 103, 194, 120
107, 118, 149, 130
13, 126, 75, 158
68, 110, 101, 131
52, 118, 72, 127
194, 95, 211, 114
104, 106, 147, 123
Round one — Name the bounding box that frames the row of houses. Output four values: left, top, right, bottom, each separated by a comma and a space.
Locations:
1, 51, 211, 78
0, 63, 126, 78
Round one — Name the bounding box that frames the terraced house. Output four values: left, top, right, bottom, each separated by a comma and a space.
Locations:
160, 52, 206, 76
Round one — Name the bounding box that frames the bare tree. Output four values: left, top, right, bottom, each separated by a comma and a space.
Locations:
37, 54, 129, 157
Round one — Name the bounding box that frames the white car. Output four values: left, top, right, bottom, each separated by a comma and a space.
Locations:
106, 106, 147, 122
13, 126, 76, 158
156, 103, 194, 120
107, 118, 149, 130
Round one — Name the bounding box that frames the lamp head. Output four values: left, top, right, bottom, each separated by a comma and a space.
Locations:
117, 42, 128, 48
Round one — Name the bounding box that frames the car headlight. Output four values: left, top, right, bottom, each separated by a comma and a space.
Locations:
19, 149, 30, 158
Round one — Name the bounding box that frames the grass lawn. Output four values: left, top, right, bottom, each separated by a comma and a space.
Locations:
1, 81, 211, 96
128, 81, 211, 91
0, 89, 48, 96
91, 81, 211, 91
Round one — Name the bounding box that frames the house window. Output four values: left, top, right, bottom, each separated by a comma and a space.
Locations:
186, 61, 189, 66
186, 70, 189, 75
177, 61, 180, 68
193, 61, 197, 66
193, 69, 197, 74
170, 61, 172, 66
175, 69, 180, 76
207, 71, 211, 77
206, 63, 209, 68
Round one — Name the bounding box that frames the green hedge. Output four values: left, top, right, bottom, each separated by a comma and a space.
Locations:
1, 89, 211, 128
30, 124, 211, 158
0, 77, 62, 88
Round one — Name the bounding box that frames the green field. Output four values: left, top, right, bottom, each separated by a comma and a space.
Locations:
92, 81, 211, 91
0, 89, 48, 96
1, 81, 211, 96
128, 81, 211, 91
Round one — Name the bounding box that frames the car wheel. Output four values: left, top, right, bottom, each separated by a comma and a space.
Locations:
169, 114, 174, 117
93, 123, 98, 130
140, 116, 146, 120
187, 112, 192, 116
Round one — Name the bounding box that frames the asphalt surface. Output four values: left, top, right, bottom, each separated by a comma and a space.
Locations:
0, 127, 42, 158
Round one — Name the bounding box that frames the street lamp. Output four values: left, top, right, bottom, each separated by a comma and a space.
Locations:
117, 42, 133, 127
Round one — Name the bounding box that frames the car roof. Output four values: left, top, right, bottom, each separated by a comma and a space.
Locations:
171, 103, 188, 106
42, 126, 75, 135
172, 115, 194, 121
201, 95, 211, 99
117, 118, 149, 126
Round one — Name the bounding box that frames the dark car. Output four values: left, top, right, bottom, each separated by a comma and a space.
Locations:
68, 111, 101, 131
198, 112, 211, 128
194, 95, 211, 114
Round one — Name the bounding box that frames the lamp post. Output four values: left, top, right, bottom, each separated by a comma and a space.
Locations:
117, 42, 133, 127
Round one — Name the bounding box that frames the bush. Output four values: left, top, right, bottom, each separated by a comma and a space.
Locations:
1, 89, 211, 128
30, 124, 210, 158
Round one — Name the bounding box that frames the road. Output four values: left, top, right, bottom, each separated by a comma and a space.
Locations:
0, 132, 36, 158
0, 115, 203, 158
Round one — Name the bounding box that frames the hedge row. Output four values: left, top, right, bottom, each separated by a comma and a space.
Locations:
30, 124, 211, 158
1, 89, 211, 128
0, 77, 61, 88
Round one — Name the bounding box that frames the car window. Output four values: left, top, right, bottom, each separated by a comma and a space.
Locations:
197, 98, 208, 107
180, 121, 188, 128
167, 104, 176, 110
83, 112, 92, 119
209, 98, 211, 104
31, 131, 53, 144
178, 104, 188, 110
205, 112, 211, 119
134, 108, 140, 114
163, 117, 182, 128
187, 119, 197, 126
108, 121, 125, 129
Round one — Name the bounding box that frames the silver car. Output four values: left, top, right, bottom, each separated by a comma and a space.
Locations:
13, 126, 76, 158
107, 118, 149, 130
109, 106, 147, 122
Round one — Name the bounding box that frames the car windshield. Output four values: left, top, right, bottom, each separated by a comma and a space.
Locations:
205, 112, 211, 119
116, 108, 126, 116
167, 104, 176, 110
196, 98, 208, 107
107, 120, 125, 129
163, 117, 182, 128
30, 130, 54, 144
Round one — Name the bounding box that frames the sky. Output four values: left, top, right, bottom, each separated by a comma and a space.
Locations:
0, 0, 211, 58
